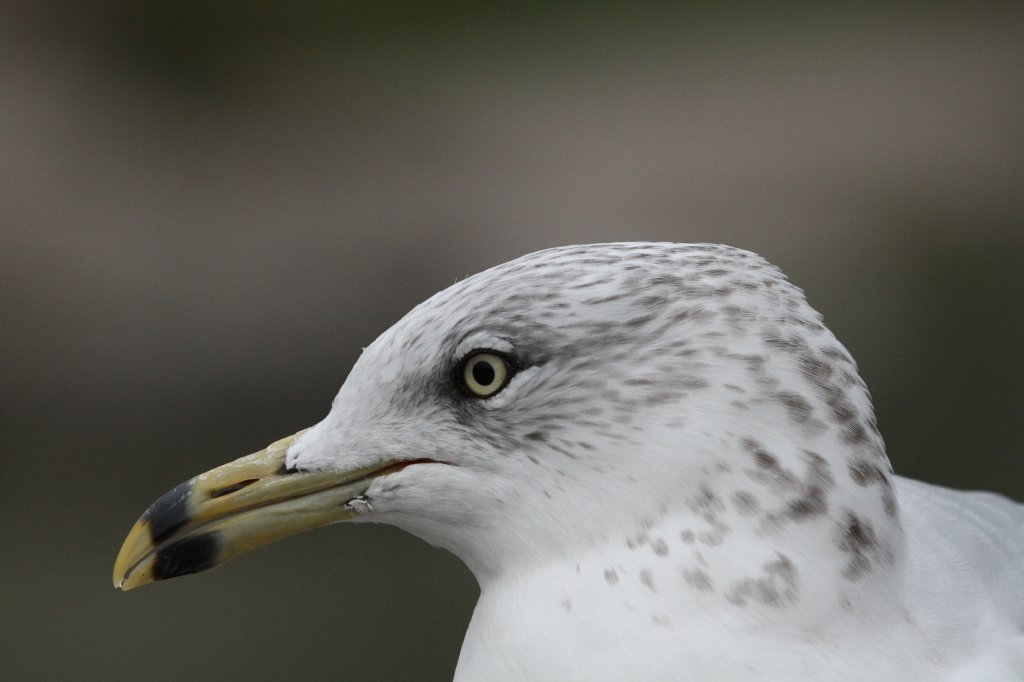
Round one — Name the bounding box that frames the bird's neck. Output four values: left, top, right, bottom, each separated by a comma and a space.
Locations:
467, 427, 908, 631
460, 483, 908, 682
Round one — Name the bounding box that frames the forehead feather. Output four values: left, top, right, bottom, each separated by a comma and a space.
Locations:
387, 242, 802, 356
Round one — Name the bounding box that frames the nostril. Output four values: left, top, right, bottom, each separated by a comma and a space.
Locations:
210, 479, 259, 499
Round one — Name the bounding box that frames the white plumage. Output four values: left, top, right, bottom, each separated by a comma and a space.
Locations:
283, 243, 1024, 680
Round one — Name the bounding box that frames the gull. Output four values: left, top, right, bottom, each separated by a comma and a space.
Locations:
114, 242, 1024, 681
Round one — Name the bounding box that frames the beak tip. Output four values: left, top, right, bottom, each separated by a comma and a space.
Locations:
112, 428, 347, 593
112, 560, 134, 590
113, 521, 153, 592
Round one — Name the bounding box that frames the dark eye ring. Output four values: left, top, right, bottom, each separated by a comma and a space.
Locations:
459, 351, 515, 398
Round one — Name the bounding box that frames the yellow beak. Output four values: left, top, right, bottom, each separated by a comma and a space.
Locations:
112, 431, 390, 591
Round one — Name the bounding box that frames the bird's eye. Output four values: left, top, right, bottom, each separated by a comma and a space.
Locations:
461, 352, 512, 398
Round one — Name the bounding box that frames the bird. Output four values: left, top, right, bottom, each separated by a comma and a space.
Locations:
114, 242, 1024, 681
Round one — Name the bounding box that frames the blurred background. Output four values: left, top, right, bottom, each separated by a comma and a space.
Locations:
2, 1, 1022, 679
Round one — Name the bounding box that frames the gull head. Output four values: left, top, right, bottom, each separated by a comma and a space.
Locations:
114, 243, 901, 598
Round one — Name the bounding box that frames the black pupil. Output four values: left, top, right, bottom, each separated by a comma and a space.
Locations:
472, 360, 496, 387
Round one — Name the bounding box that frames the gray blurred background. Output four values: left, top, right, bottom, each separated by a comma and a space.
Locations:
2, 1, 1022, 679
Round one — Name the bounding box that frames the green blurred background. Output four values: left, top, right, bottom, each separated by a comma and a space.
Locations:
2, 1, 1022, 679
